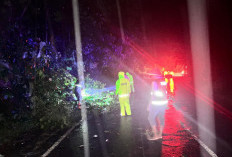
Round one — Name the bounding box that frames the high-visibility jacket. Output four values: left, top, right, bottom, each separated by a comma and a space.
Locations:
116, 78, 131, 97
126, 73, 134, 92
163, 71, 175, 93
127, 74, 133, 84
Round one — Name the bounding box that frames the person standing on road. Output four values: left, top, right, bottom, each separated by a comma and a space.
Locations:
163, 71, 175, 96
147, 79, 168, 140
126, 72, 135, 93
116, 71, 132, 116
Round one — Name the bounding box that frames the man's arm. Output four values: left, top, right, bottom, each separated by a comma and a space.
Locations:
115, 80, 120, 95
129, 74, 133, 83
127, 79, 131, 94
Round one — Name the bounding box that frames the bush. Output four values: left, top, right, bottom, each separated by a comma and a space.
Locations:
31, 68, 79, 130
0, 115, 35, 144
84, 74, 117, 110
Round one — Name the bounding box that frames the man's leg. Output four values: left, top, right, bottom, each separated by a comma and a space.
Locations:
119, 98, 126, 116
125, 97, 131, 116
148, 106, 162, 140
158, 125, 164, 138
152, 126, 158, 138
170, 78, 174, 93
157, 106, 166, 138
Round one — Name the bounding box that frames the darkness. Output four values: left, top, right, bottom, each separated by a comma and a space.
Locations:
0, 0, 231, 108
103, 0, 191, 57
1, 0, 232, 156
208, 0, 232, 92
2, 0, 231, 68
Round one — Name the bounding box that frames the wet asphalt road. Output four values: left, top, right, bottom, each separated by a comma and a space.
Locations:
176, 78, 232, 157
48, 77, 232, 157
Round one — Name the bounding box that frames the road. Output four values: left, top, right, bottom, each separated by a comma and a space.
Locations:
46, 76, 232, 157
175, 77, 232, 157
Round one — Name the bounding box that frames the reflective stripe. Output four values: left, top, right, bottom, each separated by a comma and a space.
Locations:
120, 83, 127, 86
160, 81, 167, 86
119, 94, 129, 98
151, 100, 168, 106
151, 91, 164, 97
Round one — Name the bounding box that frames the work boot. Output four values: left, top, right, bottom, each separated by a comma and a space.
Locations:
148, 127, 162, 140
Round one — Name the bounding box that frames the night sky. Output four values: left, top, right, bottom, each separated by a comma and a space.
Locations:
84, 0, 232, 90
1, 0, 232, 85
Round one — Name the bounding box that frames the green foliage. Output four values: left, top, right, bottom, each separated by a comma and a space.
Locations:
31, 71, 116, 130
84, 74, 117, 109
31, 68, 79, 130
85, 74, 105, 89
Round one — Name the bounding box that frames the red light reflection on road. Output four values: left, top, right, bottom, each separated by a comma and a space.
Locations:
161, 103, 199, 157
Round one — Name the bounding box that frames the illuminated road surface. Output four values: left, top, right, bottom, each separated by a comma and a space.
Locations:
176, 78, 232, 157
48, 78, 232, 157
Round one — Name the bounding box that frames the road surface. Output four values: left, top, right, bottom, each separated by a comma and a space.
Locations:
46, 77, 232, 157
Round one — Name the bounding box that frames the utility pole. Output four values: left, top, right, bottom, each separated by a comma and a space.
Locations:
187, 0, 216, 156
116, 0, 125, 43
72, 0, 89, 157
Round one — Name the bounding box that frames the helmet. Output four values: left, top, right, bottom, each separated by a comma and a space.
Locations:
118, 71, 125, 79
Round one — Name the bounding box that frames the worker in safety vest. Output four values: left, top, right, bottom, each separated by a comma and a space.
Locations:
147, 79, 168, 140
116, 71, 131, 116
126, 72, 135, 93
163, 71, 175, 94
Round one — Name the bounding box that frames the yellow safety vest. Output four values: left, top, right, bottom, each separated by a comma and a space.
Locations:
116, 78, 131, 97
